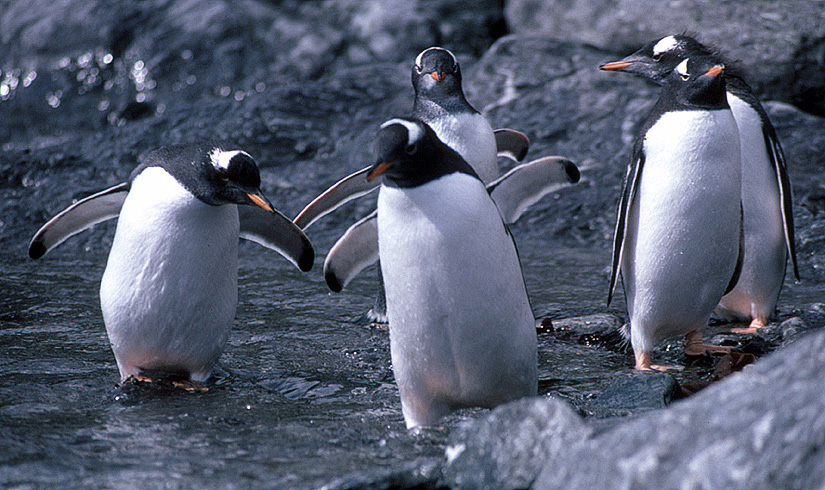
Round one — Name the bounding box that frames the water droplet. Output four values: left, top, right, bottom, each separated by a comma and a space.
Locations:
136, 92, 146, 103
234, 91, 244, 101
186, 75, 197, 85
102, 53, 113, 65
181, 50, 193, 60
219, 86, 231, 97
255, 82, 266, 93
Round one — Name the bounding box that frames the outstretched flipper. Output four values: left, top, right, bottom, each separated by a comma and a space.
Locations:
487, 156, 580, 224
238, 206, 314, 272
29, 183, 130, 259
323, 211, 378, 292
293, 167, 380, 230
494, 128, 530, 162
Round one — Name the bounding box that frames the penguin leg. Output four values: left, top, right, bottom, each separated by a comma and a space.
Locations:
730, 316, 769, 334
633, 351, 683, 371
683, 329, 731, 356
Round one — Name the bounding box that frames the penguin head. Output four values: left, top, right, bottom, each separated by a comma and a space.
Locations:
135, 142, 275, 212
664, 58, 728, 109
411, 47, 464, 99
367, 117, 476, 188
600, 34, 715, 83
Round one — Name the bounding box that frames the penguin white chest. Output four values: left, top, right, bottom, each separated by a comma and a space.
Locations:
624, 109, 742, 351
377, 173, 537, 427
428, 113, 498, 183
100, 167, 240, 381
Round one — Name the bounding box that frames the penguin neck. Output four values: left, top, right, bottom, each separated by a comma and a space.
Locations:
412, 93, 477, 121
381, 149, 479, 190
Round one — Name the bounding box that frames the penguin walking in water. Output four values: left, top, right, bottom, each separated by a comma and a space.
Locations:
362, 117, 538, 428
294, 47, 530, 322
608, 58, 743, 371
601, 34, 797, 332
29, 142, 314, 387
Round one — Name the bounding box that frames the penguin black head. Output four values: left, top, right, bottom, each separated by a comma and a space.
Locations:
600, 34, 723, 83
367, 118, 476, 188
412, 47, 464, 100
135, 142, 275, 212
663, 58, 728, 110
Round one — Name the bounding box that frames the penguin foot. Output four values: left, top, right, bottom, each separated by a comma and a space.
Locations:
683, 330, 732, 356
119, 374, 208, 392
730, 317, 768, 334
633, 351, 683, 371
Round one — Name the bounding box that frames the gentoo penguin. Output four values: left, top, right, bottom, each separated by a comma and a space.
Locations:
608, 58, 743, 371
29, 142, 314, 387
294, 47, 529, 323
364, 117, 538, 428
601, 34, 798, 332
323, 155, 581, 292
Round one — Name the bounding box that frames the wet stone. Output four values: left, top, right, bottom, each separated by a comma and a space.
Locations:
586, 372, 681, 419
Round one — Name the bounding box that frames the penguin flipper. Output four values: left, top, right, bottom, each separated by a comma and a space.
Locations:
764, 124, 799, 280
608, 150, 645, 306
293, 167, 380, 229
323, 211, 378, 292
494, 128, 530, 162
486, 156, 580, 224
29, 183, 129, 259
725, 202, 746, 294
239, 206, 315, 272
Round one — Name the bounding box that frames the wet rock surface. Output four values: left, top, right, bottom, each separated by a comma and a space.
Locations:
2, 1, 825, 489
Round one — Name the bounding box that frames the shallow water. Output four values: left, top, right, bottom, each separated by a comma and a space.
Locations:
1, 234, 821, 488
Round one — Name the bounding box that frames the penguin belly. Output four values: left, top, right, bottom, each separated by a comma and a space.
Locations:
377, 175, 537, 428
427, 113, 499, 184
100, 167, 239, 382
624, 110, 741, 353
716, 95, 786, 325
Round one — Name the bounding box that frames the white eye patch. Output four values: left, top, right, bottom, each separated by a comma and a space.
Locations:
414, 47, 457, 70
653, 35, 680, 56
676, 58, 690, 78
210, 149, 249, 171
380, 118, 423, 146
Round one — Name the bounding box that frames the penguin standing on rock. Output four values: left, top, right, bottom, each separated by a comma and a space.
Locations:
608, 59, 743, 371
601, 34, 798, 332
365, 117, 538, 428
29, 142, 314, 388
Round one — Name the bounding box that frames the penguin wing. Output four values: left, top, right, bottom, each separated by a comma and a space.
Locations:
239, 206, 315, 272
29, 183, 129, 259
293, 167, 380, 229
494, 128, 530, 162
608, 149, 645, 306
764, 123, 799, 280
486, 156, 580, 224
323, 211, 378, 292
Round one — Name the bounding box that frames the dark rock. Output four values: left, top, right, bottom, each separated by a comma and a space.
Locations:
586, 372, 681, 419
542, 313, 626, 349
535, 328, 825, 489
441, 397, 591, 490
504, 0, 825, 115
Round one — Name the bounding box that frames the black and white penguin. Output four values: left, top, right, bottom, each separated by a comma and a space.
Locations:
608, 59, 743, 371
29, 142, 314, 386
601, 34, 798, 332
294, 46, 529, 323
364, 117, 538, 428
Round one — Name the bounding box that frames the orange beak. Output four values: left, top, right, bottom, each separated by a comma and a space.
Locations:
247, 192, 274, 213
430, 71, 445, 82
599, 60, 633, 71
704, 65, 724, 76
367, 161, 394, 182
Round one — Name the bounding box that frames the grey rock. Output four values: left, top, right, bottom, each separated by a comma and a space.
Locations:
504, 0, 825, 116
586, 372, 681, 419
441, 397, 591, 490
533, 328, 825, 490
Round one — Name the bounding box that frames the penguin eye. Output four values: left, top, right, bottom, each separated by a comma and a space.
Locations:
652, 53, 662, 61
404, 144, 417, 155
680, 72, 690, 81
414, 64, 423, 74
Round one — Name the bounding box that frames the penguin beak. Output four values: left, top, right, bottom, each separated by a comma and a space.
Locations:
247, 191, 275, 213
599, 60, 634, 71
704, 65, 724, 76
367, 161, 394, 182
430, 72, 445, 82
